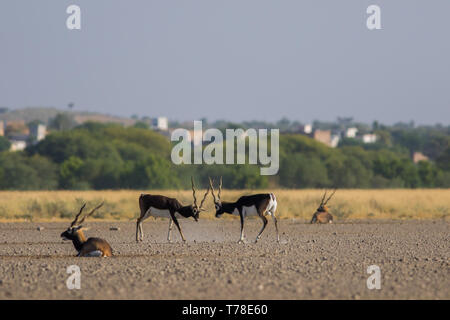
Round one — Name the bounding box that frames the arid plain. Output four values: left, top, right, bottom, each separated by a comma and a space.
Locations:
0, 219, 448, 299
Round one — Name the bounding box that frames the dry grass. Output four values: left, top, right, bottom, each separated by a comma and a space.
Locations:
0, 189, 448, 222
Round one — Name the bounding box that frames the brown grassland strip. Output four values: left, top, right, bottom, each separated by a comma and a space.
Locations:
0, 189, 448, 222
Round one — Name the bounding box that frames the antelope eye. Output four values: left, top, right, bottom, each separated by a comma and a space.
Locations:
215, 205, 219, 210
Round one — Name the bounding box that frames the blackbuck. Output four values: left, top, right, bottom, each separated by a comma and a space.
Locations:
60, 202, 113, 257
136, 177, 210, 243
209, 177, 279, 243
310, 189, 336, 224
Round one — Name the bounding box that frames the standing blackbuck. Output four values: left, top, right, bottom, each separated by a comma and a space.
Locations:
136, 177, 210, 243
60, 202, 113, 257
209, 177, 280, 243
310, 189, 336, 224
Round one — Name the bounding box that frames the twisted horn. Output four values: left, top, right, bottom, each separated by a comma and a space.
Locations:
218, 176, 222, 201
70, 203, 86, 227
323, 188, 337, 205
320, 190, 328, 206
198, 186, 210, 210
191, 176, 198, 207
78, 202, 104, 225
209, 177, 217, 203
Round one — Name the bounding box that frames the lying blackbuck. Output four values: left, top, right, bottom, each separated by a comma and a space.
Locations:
209, 177, 279, 243
136, 177, 210, 243
61, 202, 113, 257
310, 189, 336, 224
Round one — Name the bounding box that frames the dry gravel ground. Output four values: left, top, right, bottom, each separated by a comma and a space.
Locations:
0, 219, 448, 300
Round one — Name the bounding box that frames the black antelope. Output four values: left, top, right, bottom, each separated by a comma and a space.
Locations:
209, 177, 280, 243
60, 203, 113, 257
310, 189, 336, 224
136, 177, 210, 243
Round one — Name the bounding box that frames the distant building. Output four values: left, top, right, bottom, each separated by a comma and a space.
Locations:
29, 123, 47, 142
0, 121, 4, 136
300, 124, 313, 134
5, 120, 29, 136
10, 140, 27, 151
330, 134, 341, 148
412, 152, 429, 163
9, 134, 28, 152
344, 127, 358, 138
361, 133, 377, 144
151, 117, 169, 131
313, 130, 332, 147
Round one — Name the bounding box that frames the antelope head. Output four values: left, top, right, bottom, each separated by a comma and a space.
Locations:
190, 177, 210, 221
61, 202, 104, 242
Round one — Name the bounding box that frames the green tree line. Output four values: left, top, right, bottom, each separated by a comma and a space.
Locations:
0, 123, 448, 190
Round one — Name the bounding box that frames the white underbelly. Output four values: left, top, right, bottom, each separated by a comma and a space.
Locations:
85, 250, 103, 257
241, 205, 259, 217
144, 207, 182, 219
232, 200, 277, 217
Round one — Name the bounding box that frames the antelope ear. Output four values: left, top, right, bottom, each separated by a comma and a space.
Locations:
199, 208, 207, 212
80, 226, 90, 231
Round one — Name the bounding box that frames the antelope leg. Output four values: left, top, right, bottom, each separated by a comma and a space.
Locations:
172, 216, 186, 242
238, 213, 245, 243
271, 213, 280, 243
255, 215, 268, 243
167, 218, 174, 242
139, 221, 144, 241
136, 218, 142, 242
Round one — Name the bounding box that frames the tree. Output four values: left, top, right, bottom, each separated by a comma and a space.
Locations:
417, 161, 438, 187
436, 147, 450, 171
280, 154, 329, 188
133, 121, 149, 129
49, 113, 77, 131
0, 153, 58, 190
60, 156, 85, 189
374, 130, 392, 147
0, 136, 11, 152
397, 159, 420, 188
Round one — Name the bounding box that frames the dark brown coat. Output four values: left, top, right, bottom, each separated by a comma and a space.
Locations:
310, 205, 333, 224
61, 226, 113, 257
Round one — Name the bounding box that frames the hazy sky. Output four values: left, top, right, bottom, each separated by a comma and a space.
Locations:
1, 1, 449, 125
